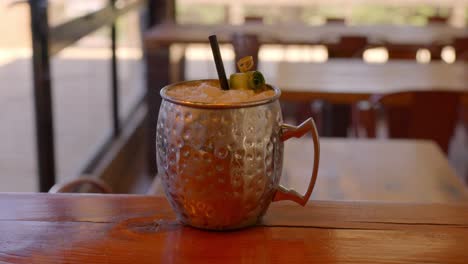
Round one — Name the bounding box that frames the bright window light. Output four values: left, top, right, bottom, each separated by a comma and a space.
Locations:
259, 45, 285, 62
308, 45, 328, 62
184, 44, 234, 60
363, 47, 388, 64
441, 46, 456, 64
416, 49, 431, 64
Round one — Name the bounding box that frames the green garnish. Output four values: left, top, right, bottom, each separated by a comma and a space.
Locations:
229, 72, 249, 90
229, 56, 267, 92
229, 71, 266, 91
247, 71, 265, 91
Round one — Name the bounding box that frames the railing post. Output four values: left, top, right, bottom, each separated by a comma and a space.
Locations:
145, 0, 175, 177
110, 0, 120, 137
29, 0, 56, 192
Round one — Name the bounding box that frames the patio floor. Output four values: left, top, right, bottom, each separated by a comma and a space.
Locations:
0, 49, 143, 192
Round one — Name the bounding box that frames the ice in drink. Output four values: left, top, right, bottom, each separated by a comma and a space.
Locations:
166, 81, 276, 104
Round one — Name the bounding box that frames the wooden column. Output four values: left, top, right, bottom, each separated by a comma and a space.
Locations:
145, 0, 175, 177
29, 0, 57, 192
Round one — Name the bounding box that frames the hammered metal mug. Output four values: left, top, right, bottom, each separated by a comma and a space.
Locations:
157, 80, 320, 230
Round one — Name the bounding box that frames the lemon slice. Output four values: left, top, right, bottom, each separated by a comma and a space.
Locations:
237, 56, 254, 73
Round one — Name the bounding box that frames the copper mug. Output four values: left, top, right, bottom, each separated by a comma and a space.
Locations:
156, 80, 320, 230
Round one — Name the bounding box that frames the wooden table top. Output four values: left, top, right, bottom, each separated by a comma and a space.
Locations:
144, 23, 467, 48
284, 138, 468, 203
273, 60, 468, 103
1, 193, 468, 263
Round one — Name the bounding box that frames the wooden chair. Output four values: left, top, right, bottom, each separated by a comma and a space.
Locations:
351, 101, 377, 138
49, 177, 112, 193
385, 44, 444, 61
325, 35, 368, 136
453, 37, 468, 61
351, 43, 426, 135
327, 36, 368, 59
326, 18, 345, 24
427, 16, 448, 25
244, 16, 264, 24
427, 44, 444, 61
353, 91, 462, 154
386, 44, 419, 60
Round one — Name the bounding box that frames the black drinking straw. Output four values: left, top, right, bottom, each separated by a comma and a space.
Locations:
208, 35, 229, 90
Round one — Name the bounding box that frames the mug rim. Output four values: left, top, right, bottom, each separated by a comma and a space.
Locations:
160, 79, 281, 109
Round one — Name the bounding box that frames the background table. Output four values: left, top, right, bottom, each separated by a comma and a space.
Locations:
1, 194, 468, 263
274, 60, 468, 104
145, 23, 467, 47
151, 138, 468, 203
143, 24, 468, 184
284, 138, 468, 202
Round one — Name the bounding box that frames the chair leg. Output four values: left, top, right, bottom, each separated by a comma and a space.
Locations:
280, 101, 298, 123
462, 105, 468, 136
310, 101, 323, 136
322, 103, 351, 137
293, 101, 323, 135
361, 109, 376, 138
351, 103, 376, 138
461, 105, 468, 184
351, 104, 360, 137
387, 107, 410, 139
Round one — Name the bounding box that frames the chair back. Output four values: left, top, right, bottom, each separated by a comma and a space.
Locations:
244, 16, 264, 24
328, 36, 368, 58
326, 18, 345, 24
453, 37, 468, 61
378, 91, 461, 153
49, 178, 112, 193
386, 44, 418, 60
231, 33, 260, 67
427, 16, 448, 25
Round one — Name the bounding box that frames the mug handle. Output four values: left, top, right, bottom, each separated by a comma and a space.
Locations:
273, 118, 320, 206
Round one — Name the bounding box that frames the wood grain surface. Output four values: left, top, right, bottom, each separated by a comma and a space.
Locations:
1, 194, 468, 263
274, 60, 468, 104
283, 138, 468, 203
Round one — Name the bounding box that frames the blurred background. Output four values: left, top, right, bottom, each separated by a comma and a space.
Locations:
0, 0, 467, 198
1, 0, 145, 192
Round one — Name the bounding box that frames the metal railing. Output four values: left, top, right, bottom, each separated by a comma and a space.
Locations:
27, 0, 147, 192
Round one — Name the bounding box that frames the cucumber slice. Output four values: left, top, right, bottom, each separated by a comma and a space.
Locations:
246, 71, 266, 91
229, 73, 249, 90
